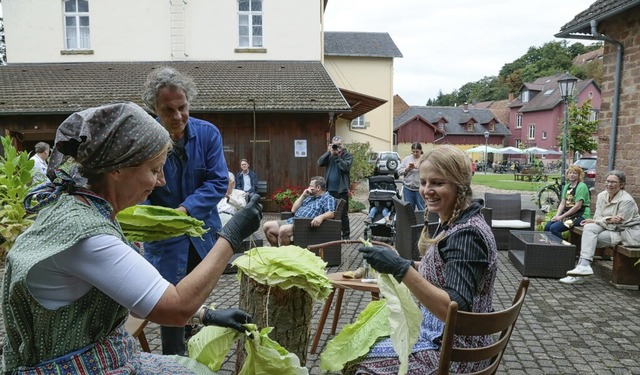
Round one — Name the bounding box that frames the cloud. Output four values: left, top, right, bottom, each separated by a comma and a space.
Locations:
324, 0, 596, 105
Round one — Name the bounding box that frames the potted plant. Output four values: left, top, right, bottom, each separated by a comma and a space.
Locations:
0, 136, 36, 261
345, 141, 374, 188
272, 185, 304, 212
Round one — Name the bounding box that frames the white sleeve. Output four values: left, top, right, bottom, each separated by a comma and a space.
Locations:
50, 235, 170, 318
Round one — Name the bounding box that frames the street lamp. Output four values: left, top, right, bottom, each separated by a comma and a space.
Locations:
558, 72, 578, 186
484, 131, 490, 174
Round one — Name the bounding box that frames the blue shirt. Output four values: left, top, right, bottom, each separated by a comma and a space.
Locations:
143, 117, 228, 285
287, 192, 336, 224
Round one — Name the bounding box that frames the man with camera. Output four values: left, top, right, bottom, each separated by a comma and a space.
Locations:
317, 135, 353, 239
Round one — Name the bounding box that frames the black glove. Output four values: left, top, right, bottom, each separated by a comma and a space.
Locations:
202, 307, 253, 333
217, 194, 263, 252
359, 246, 413, 283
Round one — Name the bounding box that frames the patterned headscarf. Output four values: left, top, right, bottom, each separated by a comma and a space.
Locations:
48, 102, 170, 175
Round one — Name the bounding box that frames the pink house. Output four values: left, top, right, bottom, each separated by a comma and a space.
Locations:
508, 73, 601, 163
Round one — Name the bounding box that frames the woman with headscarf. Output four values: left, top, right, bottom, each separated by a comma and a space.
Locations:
345, 145, 498, 374
1, 102, 262, 374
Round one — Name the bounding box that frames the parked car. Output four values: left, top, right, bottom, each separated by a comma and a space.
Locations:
369, 151, 401, 179
574, 156, 596, 190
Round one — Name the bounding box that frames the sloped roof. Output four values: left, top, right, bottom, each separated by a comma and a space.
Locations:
0, 61, 352, 115
324, 32, 403, 58
471, 99, 511, 126
573, 47, 604, 65
556, 0, 640, 37
393, 106, 511, 136
508, 73, 599, 112
339, 88, 387, 121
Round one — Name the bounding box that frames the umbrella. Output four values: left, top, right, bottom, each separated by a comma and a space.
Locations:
465, 145, 500, 153
524, 146, 561, 155
496, 146, 524, 155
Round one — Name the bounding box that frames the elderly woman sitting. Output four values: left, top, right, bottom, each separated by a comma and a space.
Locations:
561, 170, 640, 284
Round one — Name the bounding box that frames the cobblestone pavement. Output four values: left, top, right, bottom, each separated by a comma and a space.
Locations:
2, 186, 639, 374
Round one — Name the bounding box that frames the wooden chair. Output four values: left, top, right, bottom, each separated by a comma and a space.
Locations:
124, 315, 151, 353
391, 197, 425, 261
483, 193, 536, 250
437, 278, 530, 375
280, 198, 345, 266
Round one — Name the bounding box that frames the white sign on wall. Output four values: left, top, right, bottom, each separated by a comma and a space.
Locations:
294, 139, 307, 157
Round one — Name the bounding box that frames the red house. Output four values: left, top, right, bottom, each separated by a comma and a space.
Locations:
508, 73, 601, 164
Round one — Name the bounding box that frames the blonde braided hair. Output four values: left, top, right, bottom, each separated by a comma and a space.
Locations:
417, 145, 473, 255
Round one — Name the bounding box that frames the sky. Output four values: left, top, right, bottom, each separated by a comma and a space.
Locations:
324, 0, 596, 106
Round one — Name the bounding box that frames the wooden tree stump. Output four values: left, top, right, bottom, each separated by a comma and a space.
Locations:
235, 272, 313, 371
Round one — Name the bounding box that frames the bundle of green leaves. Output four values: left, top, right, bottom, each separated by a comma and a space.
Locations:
187, 324, 308, 374
116, 205, 208, 242
320, 273, 422, 374
232, 246, 333, 301
0, 136, 36, 256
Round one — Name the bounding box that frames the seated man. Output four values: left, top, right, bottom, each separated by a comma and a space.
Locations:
217, 171, 247, 226
263, 176, 336, 246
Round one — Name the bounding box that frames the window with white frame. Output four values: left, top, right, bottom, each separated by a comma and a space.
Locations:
521, 90, 530, 103
238, 0, 263, 48
589, 109, 598, 122
542, 131, 547, 139
351, 115, 366, 129
64, 0, 90, 50
528, 124, 535, 139
516, 113, 522, 129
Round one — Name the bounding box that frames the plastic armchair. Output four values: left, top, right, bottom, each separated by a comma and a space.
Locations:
483, 193, 536, 250
279, 198, 345, 266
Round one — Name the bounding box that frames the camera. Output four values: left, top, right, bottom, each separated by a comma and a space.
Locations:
331, 144, 339, 150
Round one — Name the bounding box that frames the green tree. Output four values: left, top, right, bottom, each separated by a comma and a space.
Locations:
427, 40, 603, 105
559, 100, 598, 158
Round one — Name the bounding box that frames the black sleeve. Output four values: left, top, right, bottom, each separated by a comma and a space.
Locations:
438, 227, 490, 311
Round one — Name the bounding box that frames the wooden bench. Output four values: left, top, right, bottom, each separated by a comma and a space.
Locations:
514, 168, 548, 182
569, 226, 640, 290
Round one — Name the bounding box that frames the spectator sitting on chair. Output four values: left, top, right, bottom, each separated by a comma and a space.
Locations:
30, 141, 51, 184
263, 176, 336, 247
217, 171, 247, 226
345, 145, 498, 374
236, 159, 258, 201
543, 165, 590, 239
365, 200, 392, 224
561, 170, 640, 285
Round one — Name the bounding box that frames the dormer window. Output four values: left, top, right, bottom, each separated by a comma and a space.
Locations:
466, 123, 474, 131
521, 90, 530, 103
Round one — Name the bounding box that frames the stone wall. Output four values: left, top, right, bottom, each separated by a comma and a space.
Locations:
598, 7, 640, 196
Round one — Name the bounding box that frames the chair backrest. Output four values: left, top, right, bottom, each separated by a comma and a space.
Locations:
484, 193, 522, 221
437, 278, 530, 375
392, 197, 424, 260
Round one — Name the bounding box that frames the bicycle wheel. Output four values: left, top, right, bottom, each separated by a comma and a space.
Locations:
538, 187, 561, 213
